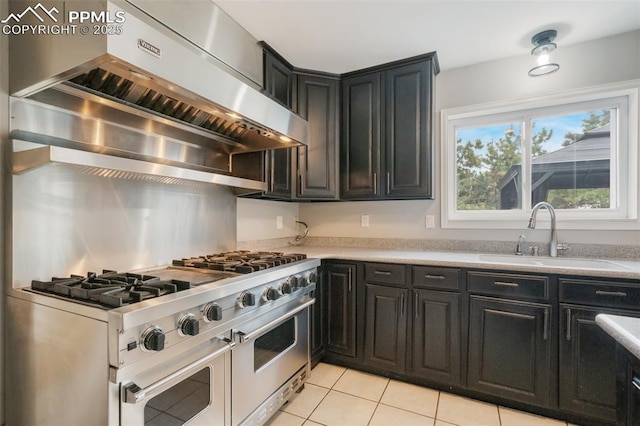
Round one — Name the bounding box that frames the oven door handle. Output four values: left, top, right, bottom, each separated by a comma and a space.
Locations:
122, 339, 234, 404
236, 299, 315, 343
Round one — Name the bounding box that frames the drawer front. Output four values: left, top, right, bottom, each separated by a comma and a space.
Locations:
468, 271, 549, 301
560, 278, 640, 309
412, 266, 460, 290
364, 263, 407, 285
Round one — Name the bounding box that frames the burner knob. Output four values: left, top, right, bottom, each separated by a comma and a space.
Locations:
179, 314, 199, 336
306, 272, 317, 285
141, 326, 165, 352
237, 291, 256, 308
279, 280, 293, 295
301, 272, 317, 287
203, 303, 223, 322
287, 276, 299, 291
263, 286, 280, 301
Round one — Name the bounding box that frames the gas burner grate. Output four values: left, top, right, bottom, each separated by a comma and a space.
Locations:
172, 251, 307, 274
30, 270, 193, 308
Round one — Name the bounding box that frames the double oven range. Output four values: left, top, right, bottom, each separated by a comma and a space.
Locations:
7, 251, 319, 426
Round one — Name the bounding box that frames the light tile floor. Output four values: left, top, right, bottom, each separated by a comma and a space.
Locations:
266, 363, 576, 426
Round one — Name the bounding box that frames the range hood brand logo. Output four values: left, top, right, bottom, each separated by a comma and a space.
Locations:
1, 2, 125, 36
138, 39, 161, 58
1, 3, 59, 24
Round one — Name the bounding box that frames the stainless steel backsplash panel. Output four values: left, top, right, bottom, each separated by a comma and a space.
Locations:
12, 164, 237, 287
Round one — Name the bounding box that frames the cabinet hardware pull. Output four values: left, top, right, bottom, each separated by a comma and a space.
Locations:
400, 293, 405, 316
348, 268, 352, 292
595, 290, 627, 297
566, 309, 571, 341
414, 291, 419, 319
425, 274, 445, 280
386, 172, 390, 194
373, 172, 377, 195
374, 270, 392, 276
543, 308, 549, 341
494, 281, 519, 287
633, 377, 640, 392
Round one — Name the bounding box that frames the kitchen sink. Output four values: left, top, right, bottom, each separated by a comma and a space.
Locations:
477, 254, 630, 271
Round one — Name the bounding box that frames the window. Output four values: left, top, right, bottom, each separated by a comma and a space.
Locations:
442, 82, 638, 229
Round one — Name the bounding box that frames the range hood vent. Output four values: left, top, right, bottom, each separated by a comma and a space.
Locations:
69, 68, 249, 141
9, 0, 308, 156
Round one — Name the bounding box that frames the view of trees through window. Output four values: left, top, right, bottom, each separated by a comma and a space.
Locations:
455, 109, 612, 211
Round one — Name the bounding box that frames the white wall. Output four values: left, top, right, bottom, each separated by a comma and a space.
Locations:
298, 30, 640, 246
237, 197, 300, 242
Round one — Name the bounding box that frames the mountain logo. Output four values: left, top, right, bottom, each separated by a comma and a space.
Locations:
1, 3, 59, 24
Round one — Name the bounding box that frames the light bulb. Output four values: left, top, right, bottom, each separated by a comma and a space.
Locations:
537, 52, 550, 66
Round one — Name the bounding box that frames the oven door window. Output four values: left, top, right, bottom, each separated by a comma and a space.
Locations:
254, 317, 296, 371
144, 367, 211, 425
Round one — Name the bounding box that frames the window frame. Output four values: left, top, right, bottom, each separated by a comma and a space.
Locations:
441, 81, 639, 230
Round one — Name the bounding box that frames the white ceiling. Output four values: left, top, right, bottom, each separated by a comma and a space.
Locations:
215, 0, 640, 74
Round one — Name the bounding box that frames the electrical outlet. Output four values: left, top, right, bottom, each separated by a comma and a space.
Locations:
425, 215, 435, 228
361, 215, 370, 227
276, 216, 283, 229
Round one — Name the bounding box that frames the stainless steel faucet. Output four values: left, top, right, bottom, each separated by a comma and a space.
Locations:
527, 202, 558, 257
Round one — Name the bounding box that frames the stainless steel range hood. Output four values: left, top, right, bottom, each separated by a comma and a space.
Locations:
9, 0, 308, 191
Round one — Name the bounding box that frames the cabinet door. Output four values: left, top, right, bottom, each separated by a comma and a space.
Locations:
324, 263, 357, 357
468, 296, 552, 407
310, 266, 324, 367
264, 50, 295, 108
384, 61, 433, 198
264, 149, 293, 199
296, 74, 340, 200
341, 73, 382, 199
364, 284, 408, 372
560, 306, 640, 422
617, 344, 640, 426
411, 289, 461, 385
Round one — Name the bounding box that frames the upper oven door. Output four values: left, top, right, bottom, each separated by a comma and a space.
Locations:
231, 298, 313, 425
120, 337, 231, 426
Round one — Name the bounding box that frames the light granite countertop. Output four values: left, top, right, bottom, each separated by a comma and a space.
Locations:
277, 245, 640, 280
596, 314, 640, 360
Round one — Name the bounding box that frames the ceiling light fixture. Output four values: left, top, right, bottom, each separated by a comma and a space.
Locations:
528, 29, 560, 77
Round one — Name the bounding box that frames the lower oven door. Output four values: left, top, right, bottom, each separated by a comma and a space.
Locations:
119, 337, 231, 426
231, 298, 313, 425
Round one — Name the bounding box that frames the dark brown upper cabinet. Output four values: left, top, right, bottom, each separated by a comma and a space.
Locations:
341, 54, 438, 200
295, 72, 340, 200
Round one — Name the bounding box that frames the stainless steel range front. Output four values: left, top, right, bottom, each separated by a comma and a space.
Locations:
6, 251, 319, 426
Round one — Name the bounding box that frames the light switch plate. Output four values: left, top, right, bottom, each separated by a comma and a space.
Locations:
276, 216, 283, 229
425, 215, 435, 228
361, 215, 370, 227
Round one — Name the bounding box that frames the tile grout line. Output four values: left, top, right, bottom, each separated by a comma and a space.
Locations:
433, 390, 441, 426
365, 378, 391, 426
301, 365, 349, 425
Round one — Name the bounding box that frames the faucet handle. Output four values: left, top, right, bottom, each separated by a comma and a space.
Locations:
530, 246, 539, 256
557, 243, 571, 252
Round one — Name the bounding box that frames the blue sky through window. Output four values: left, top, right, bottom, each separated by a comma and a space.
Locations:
456, 112, 589, 154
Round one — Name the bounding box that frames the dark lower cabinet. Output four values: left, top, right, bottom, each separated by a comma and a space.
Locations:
363, 284, 408, 372
324, 263, 357, 357
616, 343, 640, 426
467, 296, 552, 407
310, 265, 325, 367
411, 289, 461, 385
560, 306, 640, 423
